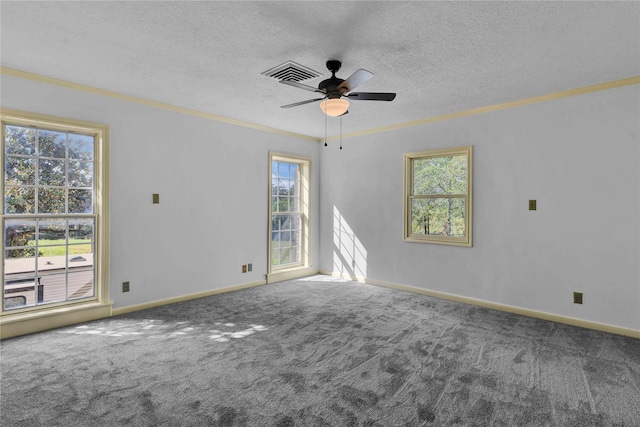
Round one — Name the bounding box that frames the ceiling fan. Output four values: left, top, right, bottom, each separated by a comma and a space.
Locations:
280, 60, 396, 117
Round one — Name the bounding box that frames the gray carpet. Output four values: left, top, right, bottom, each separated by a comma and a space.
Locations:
1, 275, 639, 426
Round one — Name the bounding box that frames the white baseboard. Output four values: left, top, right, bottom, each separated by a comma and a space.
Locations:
1, 302, 112, 339
112, 280, 267, 316
319, 271, 639, 339
267, 267, 318, 284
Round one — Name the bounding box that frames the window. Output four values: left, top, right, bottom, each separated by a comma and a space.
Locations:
1, 110, 108, 319
269, 153, 310, 276
404, 145, 473, 246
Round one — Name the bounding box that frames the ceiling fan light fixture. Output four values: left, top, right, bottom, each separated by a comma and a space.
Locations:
319, 98, 349, 117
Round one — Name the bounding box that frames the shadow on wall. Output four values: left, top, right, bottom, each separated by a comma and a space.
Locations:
333, 205, 367, 280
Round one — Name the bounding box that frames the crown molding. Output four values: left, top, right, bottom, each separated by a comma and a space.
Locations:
3, 67, 637, 143
326, 75, 640, 141
0, 67, 322, 143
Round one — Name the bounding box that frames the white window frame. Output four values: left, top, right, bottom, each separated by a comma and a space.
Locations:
267, 152, 312, 283
0, 109, 110, 338
404, 145, 473, 247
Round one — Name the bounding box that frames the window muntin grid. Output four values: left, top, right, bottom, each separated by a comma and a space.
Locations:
3, 122, 96, 311
404, 146, 473, 247
271, 160, 303, 268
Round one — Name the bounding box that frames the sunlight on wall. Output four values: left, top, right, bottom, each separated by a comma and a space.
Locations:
333, 205, 367, 281
59, 319, 268, 342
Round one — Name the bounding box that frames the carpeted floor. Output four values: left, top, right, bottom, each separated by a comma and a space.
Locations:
1, 275, 639, 426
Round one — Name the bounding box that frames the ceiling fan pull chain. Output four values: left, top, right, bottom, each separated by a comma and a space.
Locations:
340, 116, 343, 150
324, 112, 328, 147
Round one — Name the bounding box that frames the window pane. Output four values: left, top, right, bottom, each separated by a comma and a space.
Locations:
38, 158, 66, 186
4, 125, 36, 156
5, 219, 36, 249
38, 130, 66, 158
69, 218, 94, 242
276, 196, 289, 212
69, 245, 93, 260
413, 155, 467, 195
68, 270, 94, 300
38, 219, 66, 244
280, 215, 292, 231
4, 249, 35, 276
411, 198, 466, 237
4, 277, 38, 310
5, 157, 36, 185
271, 232, 280, 249
271, 248, 282, 266
39, 274, 66, 304
68, 160, 93, 187
283, 247, 292, 265
38, 188, 66, 213
68, 189, 93, 213
38, 245, 67, 260
278, 179, 289, 196
68, 134, 94, 161
4, 295, 27, 310
292, 215, 301, 231
5, 186, 35, 214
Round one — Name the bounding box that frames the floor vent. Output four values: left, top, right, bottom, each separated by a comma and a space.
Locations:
262, 61, 322, 82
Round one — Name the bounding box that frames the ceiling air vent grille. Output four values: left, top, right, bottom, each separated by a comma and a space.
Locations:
262, 61, 322, 82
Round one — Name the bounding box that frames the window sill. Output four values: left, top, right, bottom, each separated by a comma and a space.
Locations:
404, 236, 472, 247
0, 301, 112, 339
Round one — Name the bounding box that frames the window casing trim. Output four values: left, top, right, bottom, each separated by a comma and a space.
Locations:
404, 145, 473, 247
268, 152, 311, 277
0, 109, 110, 328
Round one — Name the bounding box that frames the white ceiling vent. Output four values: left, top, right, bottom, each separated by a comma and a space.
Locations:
261, 61, 322, 82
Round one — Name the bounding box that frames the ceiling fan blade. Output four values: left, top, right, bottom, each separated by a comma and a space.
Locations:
337, 69, 374, 92
347, 92, 396, 101
281, 97, 325, 108
279, 80, 325, 93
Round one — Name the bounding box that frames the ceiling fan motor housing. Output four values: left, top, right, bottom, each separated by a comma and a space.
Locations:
319, 77, 345, 98
320, 60, 347, 98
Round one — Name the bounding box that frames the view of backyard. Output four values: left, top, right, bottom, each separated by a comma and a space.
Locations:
3, 122, 96, 310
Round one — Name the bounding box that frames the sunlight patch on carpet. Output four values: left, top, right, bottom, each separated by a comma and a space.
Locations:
59, 319, 268, 341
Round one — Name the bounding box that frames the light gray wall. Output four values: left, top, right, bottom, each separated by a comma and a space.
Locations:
3, 74, 638, 330
319, 85, 640, 330
1, 75, 321, 308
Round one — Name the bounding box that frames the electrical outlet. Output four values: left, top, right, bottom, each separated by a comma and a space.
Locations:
573, 292, 583, 304
152, 194, 159, 204
529, 200, 537, 210
123, 281, 130, 292
352, 259, 356, 268
247, 263, 252, 272
242, 265, 247, 273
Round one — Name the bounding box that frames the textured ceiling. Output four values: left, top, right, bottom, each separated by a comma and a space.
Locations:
1, 1, 639, 139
